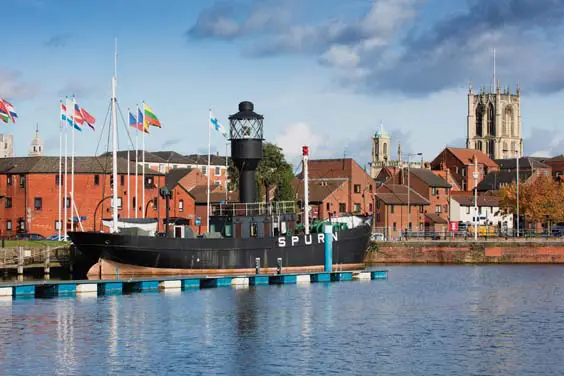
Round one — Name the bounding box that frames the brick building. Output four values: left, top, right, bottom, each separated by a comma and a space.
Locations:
373, 184, 429, 239
431, 147, 499, 191
296, 158, 376, 217
398, 168, 452, 221
0, 156, 165, 237
292, 179, 349, 220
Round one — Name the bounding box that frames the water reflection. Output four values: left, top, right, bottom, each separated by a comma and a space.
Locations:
1, 266, 564, 375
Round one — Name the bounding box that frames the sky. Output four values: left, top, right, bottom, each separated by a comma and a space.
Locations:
1, 0, 564, 168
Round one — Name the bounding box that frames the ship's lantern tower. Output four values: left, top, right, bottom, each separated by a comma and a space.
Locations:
229, 101, 264, 204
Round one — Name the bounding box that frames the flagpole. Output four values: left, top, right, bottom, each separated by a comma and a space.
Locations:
127, 148, 130, 218
135, 106, 139, 218
142, 103, 146, 218
206, 109, 211, 233
225, 141, 228, 202
58, 104, 63, 241
70, 97, 76, 232
111, 40, 119, 233
63, 102, 68, 240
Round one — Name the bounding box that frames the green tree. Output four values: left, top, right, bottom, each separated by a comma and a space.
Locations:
228, 142, 295, 202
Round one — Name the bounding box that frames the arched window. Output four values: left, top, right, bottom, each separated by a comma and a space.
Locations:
503, 106, 513, 136
475, 104, 484, 136
511, 141, 517, 155
487, 103, 496, 136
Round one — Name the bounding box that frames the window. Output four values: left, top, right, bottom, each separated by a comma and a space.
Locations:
326, 202, 330, 211
214, 181, 221, 186
431, 187, 438, 195
178, 199, 184, 212
393, 222, 397, 231
376, 200, 380, 209
408, 222, 412, 231
6, 220, 12, 231
173, 164, 178, 170
215, 167, 221, 176
354, 184, 361, 193
445, 188, 449, 195
120, 175, 125, 186
145, 176, 154, 187
34, 197, 42, 210
94, 175, 100, 185
132, 197, 136, 209
435, 205, 441, 214
419, 205, 424, 213
19, 175, 25, 188
339, 203, 346, 213
18, 220, 25, 232
159, 164, 165, 173
390, 205, 394, 214
462, 169, 466, 177
5, 197, 12, 208
419, 223, 424, 231
353, 203, 361, 212
7, 175, 12, 186
369, 203, 373, 212
466, 206, 470, 214
201, 166, 207, 176
250, 223, 258, 237
369, 185, 373, 193
54, 220, 61, 230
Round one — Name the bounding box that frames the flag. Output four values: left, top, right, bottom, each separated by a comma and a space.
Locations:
61, 103, 82, 132
129, 110, 149, 134
77, 104, 96, 130
1, 99, 17, 123
143, 103, 161, 128
0, 101, 9, 123
209, 111, 227, 138
73, 104, 84, 125
138, 107, 149, 133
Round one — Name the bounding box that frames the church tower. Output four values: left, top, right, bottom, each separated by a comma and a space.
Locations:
28, 124, 44, 157
370, 122, 390, 178
466, 81, 523, 159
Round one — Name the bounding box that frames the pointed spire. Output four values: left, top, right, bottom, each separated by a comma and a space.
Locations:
35, 122, 39, 136
516, 81, 520, 96
469, 80, 473, 94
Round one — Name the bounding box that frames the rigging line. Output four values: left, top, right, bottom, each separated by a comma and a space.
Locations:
93, 100, 112, 162
116, 102, 136, 150
100, 103, 113, 223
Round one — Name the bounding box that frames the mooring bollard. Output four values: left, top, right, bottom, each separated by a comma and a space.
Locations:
17, 246, 24, 277
324, 225, 333, 273
255, 257, 260, 274
44, 247, 51, 277
276, 257, 282, 275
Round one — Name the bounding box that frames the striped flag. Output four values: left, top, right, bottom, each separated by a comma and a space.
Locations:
1, 99, 17, 123
61, 103, 82, 132
0, 101, 9, 123
129, 109, 149, 134
143, 103, 161, 128
75, 103, 96, 130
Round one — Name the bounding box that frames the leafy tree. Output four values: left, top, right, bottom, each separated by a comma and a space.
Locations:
500, 175, 564, 227
227, 142, 295, 202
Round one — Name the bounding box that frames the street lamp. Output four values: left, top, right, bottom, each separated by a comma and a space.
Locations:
405, 152, 422, 238
503, 148, 519, 237
472, 156, 479, 240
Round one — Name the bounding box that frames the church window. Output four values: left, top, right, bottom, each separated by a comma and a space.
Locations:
487, 103, 496, 136
383, 143, 388, 158
475, 104, 484, 136
503, 107, 513, 136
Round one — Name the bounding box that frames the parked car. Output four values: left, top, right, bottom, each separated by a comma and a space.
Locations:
15, 233, 46, 241
371, 232, 385, 241
46, 234, 69, 241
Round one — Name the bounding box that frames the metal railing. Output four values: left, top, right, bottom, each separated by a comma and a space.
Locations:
370, 227, 564, 242
211, 201, 297, 217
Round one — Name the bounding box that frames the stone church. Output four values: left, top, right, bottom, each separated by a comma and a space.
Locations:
466, 82, 523, 159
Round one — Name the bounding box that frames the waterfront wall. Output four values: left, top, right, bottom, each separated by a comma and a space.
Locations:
365, 241, 564, 264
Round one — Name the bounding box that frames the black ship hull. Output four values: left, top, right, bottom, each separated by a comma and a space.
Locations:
68, 225, 371, 278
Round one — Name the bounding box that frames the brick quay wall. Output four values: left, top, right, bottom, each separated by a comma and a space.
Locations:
364, 240, 564, 264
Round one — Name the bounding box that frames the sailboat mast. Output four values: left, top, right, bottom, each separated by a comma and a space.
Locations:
303, 145, 310, 235
111, 40, 119, 233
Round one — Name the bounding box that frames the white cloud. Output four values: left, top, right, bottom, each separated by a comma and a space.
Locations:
274, 122, 324, 163
320, 45, 360, 68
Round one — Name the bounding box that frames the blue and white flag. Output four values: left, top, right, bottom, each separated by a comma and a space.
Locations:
209, 110, 227, 138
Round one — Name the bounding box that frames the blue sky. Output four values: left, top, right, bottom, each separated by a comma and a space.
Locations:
2, 0, 564, 167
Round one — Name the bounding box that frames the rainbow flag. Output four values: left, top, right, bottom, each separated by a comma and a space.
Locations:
143, 103, 161, 128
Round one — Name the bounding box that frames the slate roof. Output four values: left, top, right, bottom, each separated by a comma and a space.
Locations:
152, 151, 192, 164
375, 184, 429, 205
494, 157, 550, 170
409, 168, 451, 188
165, 168, 192, 190
184, 154, 230, 166
451, 195, 500, 207
188, 185, 238, 203
476, 170, 532, 192
0, 156, 162, 175
292, 179, 347, 202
